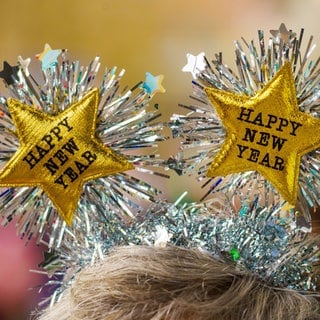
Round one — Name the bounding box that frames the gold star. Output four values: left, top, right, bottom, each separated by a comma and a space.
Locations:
205, 62, 320, 205
0, 89, 134, 225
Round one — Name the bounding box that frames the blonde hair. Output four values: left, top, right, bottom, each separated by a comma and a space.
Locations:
37, 245, 320, 320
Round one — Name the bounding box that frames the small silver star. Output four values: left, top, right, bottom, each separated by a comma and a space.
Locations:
182, 52, 206, 79
270, 23, 296, 45
18, 56, 31, 77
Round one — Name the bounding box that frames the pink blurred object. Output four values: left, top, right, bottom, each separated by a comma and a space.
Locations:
0, 223, 44, 319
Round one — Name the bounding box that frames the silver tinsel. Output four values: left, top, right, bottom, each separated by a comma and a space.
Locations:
169, 24, 320, 212
37, 193, 320, 307
0, 45, 168, 248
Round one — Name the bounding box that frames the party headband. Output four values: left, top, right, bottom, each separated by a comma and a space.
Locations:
38, 195, 320, 307
37, 24, 320, 306
0, 24, 320, 309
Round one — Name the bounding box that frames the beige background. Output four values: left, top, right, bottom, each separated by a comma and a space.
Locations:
1, 1, 320, 318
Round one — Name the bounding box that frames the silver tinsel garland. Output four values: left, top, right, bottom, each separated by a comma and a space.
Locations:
37, 193, 320, 307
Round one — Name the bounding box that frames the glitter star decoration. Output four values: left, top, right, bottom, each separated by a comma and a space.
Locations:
35, 43, 62, 70
169, 24, 320, 210
205, 62, 320, 205
18, 56, 31, 77
38, 196, 320, 307
0, 89, 133, 225
270, 23, 296, 45
182, 52, 206, 79
0, 61, 19, 85
0, 46, 168, 247
142, 72, 165, 97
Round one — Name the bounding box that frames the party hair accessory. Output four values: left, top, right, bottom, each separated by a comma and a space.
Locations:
0, 44, 168, 248
38, 194, 320, 307
1, 26, 320, 314
169, 23, 320, 212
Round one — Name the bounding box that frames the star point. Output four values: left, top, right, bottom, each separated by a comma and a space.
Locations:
205, 62, 320, 205
0, 88, 134, 225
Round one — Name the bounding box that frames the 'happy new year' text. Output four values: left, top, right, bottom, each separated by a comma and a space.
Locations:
236, 107, 302, 171
22, 117, 97, 188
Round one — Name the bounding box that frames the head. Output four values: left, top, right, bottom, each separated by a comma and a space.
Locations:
36, 245, 320, 320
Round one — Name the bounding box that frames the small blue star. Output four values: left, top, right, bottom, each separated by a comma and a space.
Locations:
142, 72, 165, 97
36, 44, 62, 71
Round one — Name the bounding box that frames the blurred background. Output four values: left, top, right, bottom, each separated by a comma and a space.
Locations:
1, 0, 320, 318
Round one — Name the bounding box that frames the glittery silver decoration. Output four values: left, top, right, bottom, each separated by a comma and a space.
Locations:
37, 194, 320, 307
169, 23, 320, 211
0, 47, 168, 249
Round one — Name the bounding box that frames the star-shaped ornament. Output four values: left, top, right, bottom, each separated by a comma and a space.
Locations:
182, 52, 206, 79
36, 44, 62, 70
142, 72, 165, 97
0, 88, 134, 225
18, 56, 31, 77
270, 23, 295, 46
205, 62, 320, 205
0, 61, 19, 85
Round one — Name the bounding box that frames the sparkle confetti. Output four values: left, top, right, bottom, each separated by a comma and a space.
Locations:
0, 45, 168, 248
170, 24, 320, 211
